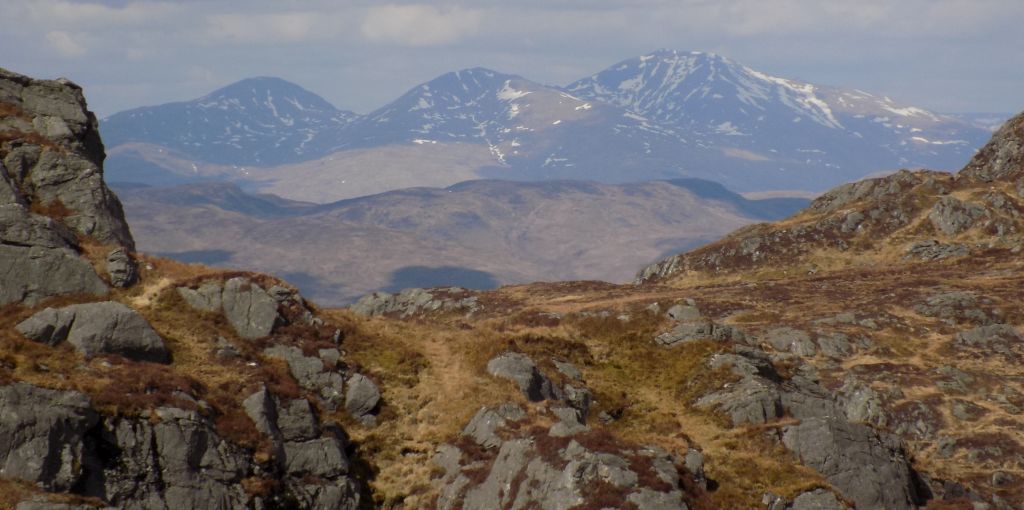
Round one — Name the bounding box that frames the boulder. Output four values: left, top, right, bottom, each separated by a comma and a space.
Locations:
915, 291, 994, 324
177, 281, 223, 313
486, 352, 557, 401
0, 383, 98, 491
344, 373, 381, 419
105, 248, 138, 288
222, 277, 280, 339
283, 437, 350, 478
0, 205, 108, 306
782, 417, 918, 510
16, 301, 169, 363
765, 327, 816, 356
790, 489, 848, 510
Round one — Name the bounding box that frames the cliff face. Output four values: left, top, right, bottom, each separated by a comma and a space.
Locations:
1, 68, 134, 305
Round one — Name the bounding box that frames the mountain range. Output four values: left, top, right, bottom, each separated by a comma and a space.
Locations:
102, 50, 995, 198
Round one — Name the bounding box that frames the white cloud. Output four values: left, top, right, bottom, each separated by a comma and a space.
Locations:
45, 30, 87, 57
361, 4, 482, 46
204, 12, 325, 44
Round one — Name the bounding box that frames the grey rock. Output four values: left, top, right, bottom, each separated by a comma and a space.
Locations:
283, 437, 349, 478
15, 307, 75, 346
344, 373, 380, 418
915, 291, 993, 324
319, 347, 341, 368
177, 281, 223, 313
552, 359, 582, 381
213, 336, 239, 360
242, 387, 280, 439
666, 302, 702, 322
105, 248, 138, 288
905, 240, 969, 261
951, 399, 987, 422
289, 480, 362, 510
463, 407, 512, 449
263, 344, 346, 409
351, 287, 480, 318
840, 211, 865, 233
222, 277, 280, 339
837, 378, 887, 427
0, 206, 108, 306
0, 68, 134, 249
0, 383, 97, 491
17, 301, 169, 363
697, 375, 783, 425
928, 196, 987, 235
955, 324, 1023, 354
486, 352, 557, 401
790, 489, 848, 510
16, 501, 96, 510
562, 383, 592, 422
765, 327, 816, 356
627, 488, 688, 510
278, 399, 320, 441
655, 321, 714, 346
548, 407, 587, 437
782, 417, 916, 510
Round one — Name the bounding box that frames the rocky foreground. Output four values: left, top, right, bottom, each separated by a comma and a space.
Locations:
1, 64, 1024, 509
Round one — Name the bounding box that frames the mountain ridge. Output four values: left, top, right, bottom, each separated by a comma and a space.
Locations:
100, 50, 992, 195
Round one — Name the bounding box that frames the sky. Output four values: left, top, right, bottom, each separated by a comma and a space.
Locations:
1, 0, 1022, 118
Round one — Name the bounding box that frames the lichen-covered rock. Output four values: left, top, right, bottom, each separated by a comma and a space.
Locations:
782, 417, 918, 510
16, 301, 169, 363
765, 327, 816, 356
961, 111, 1024, 183
351, 287, 481, 318
462, 404, 526, 449
177, 281, 224, 312
0, 67, 134, 249
905, 240, 970, 261
222, 277, 280, 339
0, 383, 98, 491
0, 205, 108, 305
928, 196, 987, 236
344, 373, 381, 420
486, 352, 557, 401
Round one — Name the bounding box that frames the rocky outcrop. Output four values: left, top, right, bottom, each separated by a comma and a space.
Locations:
177, 277, 310, 339
1, 67, 142, 305
0, 67, 133, 248
344, 373, 381, 423
928, 196, 987, 236
782, 418, 918, 510
16, 301, 169, 363
0, 383, 98, 491
434, 404, 701, 510
961, 111, 1024, 183
0, 381, 363, 509
351, 287, 481, 318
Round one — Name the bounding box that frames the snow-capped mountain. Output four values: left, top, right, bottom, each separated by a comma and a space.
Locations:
345, 67, 696, 182
566, 50, 990, 187
102, 77, 358, 166
100, 51, 994, 194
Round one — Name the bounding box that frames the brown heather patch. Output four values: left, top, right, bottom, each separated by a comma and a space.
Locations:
0, 478, 104, 510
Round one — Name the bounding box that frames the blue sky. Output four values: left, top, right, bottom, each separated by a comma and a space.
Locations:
1, 0, 1022, 117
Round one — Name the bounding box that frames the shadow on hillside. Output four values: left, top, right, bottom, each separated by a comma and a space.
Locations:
155, 249, 234, 265
383, 265, 500, 292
